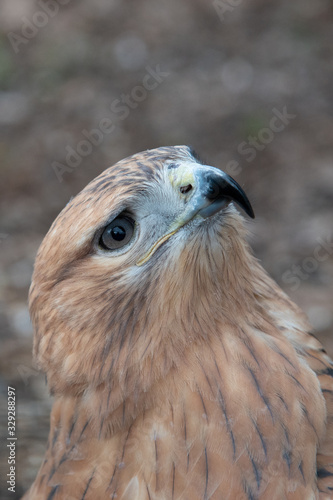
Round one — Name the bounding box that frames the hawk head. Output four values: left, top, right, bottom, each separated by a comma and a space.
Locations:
30, 146, 255, 397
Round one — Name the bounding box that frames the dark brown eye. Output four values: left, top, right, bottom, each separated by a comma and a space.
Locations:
99, 216, 135, 250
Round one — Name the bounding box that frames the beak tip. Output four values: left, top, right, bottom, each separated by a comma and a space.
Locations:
220, 172, 255, 220
235, 201, 255, 219
247, 205, 255, 219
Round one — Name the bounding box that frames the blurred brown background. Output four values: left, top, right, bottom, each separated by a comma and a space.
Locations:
0, 0, 332, 497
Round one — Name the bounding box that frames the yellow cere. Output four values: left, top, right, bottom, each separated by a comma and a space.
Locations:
168, 163, 195, 192
137, 164, 197, 266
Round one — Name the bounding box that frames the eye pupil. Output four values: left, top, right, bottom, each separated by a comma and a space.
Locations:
99, 215, 135, 251
111, 226, 126, 241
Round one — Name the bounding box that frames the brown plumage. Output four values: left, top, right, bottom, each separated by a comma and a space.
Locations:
24, 146, 333, 499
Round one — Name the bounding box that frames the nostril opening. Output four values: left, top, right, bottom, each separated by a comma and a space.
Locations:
180, 184, 193, 194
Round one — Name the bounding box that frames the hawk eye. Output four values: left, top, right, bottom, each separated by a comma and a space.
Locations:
99, 216, 135, 250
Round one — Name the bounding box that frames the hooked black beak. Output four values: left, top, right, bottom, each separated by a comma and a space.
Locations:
136, 162, 254, 266
198, 169, 255, 219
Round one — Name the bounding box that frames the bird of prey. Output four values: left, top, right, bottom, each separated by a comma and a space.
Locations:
24, 146, 333, 500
